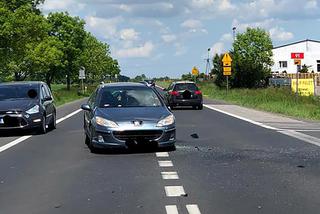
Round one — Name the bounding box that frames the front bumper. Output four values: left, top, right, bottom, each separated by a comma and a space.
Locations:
0, 112, 43, 130
90, 125, 176, 149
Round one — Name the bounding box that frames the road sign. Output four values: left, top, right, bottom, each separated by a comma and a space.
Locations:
291, 53, 304, 59
222, 53, 232, 63
79, 67, 86, 79
294, 59, 302, 65
192, 67, 199, 76
222, 53, 232, 76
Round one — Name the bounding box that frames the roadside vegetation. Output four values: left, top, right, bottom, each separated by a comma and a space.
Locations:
51, 84, 96, 106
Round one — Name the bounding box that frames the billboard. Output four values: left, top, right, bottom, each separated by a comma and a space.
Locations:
291, 78, 315, 96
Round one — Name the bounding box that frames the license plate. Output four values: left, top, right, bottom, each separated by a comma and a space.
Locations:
0, 118, 3, 124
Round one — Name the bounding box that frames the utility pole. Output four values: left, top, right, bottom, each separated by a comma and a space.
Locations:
205, 48, 211, 79
232, 27, 237, 41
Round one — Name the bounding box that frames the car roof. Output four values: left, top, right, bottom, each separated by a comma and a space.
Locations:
100, 82, 148, 88
173, 81, 196, 84
0, 81, 45, 86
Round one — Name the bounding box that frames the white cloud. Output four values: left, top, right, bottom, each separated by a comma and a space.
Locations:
85, 16, 123, 40
162, 34, 177, 43
181, 19, 203, 29
174, 43, 187, 56
211, 42, 225, 56
120, 28, 139, 41
269, 27, 294, 41
218, 0, 236, 11
305, 0, 318, 9
221, 33, 233, 42
191, 0, 214, 8
115, 41, 154, 58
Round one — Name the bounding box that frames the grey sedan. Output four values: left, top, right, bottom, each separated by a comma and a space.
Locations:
81, 82, 176, 153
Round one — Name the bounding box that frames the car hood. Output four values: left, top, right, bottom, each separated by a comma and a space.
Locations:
95, 107, 171, 123
0, 99, 37, 112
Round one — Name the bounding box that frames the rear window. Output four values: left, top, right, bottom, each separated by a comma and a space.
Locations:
0, 85, 39, 101
99, 87, 162, 108
174, 83, 198, 91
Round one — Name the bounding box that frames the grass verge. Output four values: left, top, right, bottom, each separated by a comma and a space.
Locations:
51, 84, 96, 106
199, 82, 320, 121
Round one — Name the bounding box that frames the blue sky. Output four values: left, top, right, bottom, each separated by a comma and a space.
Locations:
41, 0, 320, 78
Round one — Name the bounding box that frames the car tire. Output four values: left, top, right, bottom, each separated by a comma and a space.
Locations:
85, 134, 90, 145
198, 104, 203, 110
166, 145, 176, 151
192, 105, 197, 110
170, 105, 175, 110
49, 112, 56, 130
38, 115, 47, 134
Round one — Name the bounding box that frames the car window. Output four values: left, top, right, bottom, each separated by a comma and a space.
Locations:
0, 85, 39, 101
43, 85, 52, 98
88, 89, 98, 108
174, 83, 198, 91
99, 87, 162, 108
41, 85, 49, 99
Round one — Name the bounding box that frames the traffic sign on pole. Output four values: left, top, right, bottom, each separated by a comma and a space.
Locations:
192, 67, 199, 76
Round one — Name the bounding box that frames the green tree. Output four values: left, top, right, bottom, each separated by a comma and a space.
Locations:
47, 12, 86, 90
0, 0, 44, 13
211, 53, 225, 87
232, 28, 273, 88
0, 4, 49, 81
27, 36, 65, 88
81, 33, 120, 82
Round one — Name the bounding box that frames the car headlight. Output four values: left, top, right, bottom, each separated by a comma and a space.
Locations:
26, 105, 40, 114
157, 115, 175, 127
95, 116, 118, 128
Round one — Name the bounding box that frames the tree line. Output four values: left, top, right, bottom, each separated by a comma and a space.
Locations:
0, 0, 120, 89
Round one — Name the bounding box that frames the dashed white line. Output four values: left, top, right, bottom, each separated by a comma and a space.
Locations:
186, 204, 202, 214
159, 160, 174, 167
0, 109, 82, 153
161, 171, 179, 180
165, 186, 186, 197
156, 152, 169, 157
165, 205, 179, 214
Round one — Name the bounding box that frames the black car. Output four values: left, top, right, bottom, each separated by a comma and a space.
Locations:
0, 82, 56, 134
164, 81, 203, 110
81, 82, 176, 153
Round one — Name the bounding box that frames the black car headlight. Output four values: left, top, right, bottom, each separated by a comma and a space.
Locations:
157, 115, 175, 127
95, 116, 119, 128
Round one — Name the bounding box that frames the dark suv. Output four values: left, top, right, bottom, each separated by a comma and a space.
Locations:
0, 82, 56, 134
164, 81, 203, 110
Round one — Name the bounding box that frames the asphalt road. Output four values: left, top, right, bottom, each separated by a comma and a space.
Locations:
1, 98, 320, 214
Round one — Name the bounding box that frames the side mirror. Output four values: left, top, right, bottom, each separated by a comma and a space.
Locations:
81, 104, 92, 111
43, 96, 53, 102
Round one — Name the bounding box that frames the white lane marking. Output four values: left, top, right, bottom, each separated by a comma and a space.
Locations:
165, 186, 186, 197
56, 109, 82, 124
204, 104, 278, 130
156, 152, 169, 157
161, 171, 179, 180
186, 204, 201, 214
279, 130, 320, 147
159, 160, 174, 167
204, 104, 320, 147
0, 109, 82, 153
0, 136, 32, 153
166, 205, 179, 214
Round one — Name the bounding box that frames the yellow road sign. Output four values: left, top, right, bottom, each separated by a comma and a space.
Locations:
223, 71, 232, 76
222, 53, 232, 63
294, 59, 301, 65
223, 67, 232, 72
192, 67, 199, 76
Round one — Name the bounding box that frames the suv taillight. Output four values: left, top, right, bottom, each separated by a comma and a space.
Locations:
195, 90, 202, 95
170, 91, 180, 96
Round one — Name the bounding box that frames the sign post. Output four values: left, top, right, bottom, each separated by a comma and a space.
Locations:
79, 67, 86, 94
222, 53, 232, 93
291, 53, 304, 97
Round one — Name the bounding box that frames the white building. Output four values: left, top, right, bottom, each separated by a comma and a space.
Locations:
271, 39, 320, 74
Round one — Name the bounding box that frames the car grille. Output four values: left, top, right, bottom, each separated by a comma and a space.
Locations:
113, 130, 163, 141
0, 112, 27, 128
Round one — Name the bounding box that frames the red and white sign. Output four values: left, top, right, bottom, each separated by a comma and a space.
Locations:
291, 53, 304, 59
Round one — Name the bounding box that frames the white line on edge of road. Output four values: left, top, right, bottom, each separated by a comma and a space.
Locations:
204, 104, 320, 147
0, 109, 83, 153
204, 104, 278, 130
